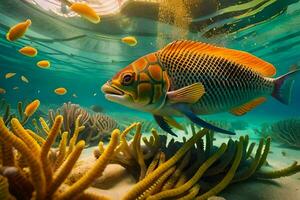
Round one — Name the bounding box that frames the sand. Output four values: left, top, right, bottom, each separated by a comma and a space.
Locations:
77, 134, 300, 200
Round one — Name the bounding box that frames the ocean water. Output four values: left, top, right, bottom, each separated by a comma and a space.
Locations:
1, 0, 300, 128
0, 1, 300, 199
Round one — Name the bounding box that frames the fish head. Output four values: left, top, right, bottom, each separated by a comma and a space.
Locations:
101, 53, 170, 112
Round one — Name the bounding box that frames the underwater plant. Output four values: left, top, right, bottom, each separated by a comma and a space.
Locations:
93, 124, 300, 199
88, 113, 118, 142
48, 102, 90, 134
1, 100, 300, 199
271, 118, 300, 148
0, 114, 118, 199
48, 102, 118, 143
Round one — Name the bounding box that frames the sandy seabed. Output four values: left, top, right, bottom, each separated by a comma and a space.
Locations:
78, 133, 300, 200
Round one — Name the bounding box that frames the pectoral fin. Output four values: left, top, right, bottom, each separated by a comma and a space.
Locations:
172, 104, 235, 135
167, 83, 205, 104
153, 115, 178, 137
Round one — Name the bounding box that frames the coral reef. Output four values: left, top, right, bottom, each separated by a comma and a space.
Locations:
0, 111, 117, 199
48, 102, 118, 144
254, 119, 300, 148
93, 125, 300, 199
1, 100, 300, 200
271, 118, 300, 148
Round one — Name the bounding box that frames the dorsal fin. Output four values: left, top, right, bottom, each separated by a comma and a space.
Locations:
230, 97, 267, 116
159, 40, 276, 77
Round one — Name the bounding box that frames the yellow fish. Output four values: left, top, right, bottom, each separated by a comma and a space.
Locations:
5, 73, 16, 79
19, 46, 38, 57
70, 2, 100, 24
21, 75, 29, 83
0, 88, 6, 94
102, 40, 300, 136
6, 19, 31, 41
122, 36, 137, 46
54, 87, 67, 95
37, 60, 50, 68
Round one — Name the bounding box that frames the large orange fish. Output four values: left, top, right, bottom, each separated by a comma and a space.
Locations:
102, 40, 299, 136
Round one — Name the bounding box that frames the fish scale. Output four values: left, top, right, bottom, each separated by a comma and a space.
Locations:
102, 40, 299, 135
158, 42, 274, 114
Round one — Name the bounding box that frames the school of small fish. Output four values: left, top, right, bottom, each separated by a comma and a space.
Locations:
2, 9, 137, 98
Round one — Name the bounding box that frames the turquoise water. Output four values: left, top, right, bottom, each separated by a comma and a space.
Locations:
1, 0, 300, 126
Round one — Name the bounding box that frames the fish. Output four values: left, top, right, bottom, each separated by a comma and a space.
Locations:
13, 86, 19, 90
101, 40, 300, 136
54, 87, 67, 95
6, 19, 31, 41
19, 46, 38, 57
122, 36, 137, 46
70, 2, 100, 24
21, 75, 29, 83
5, 73, 16, 79
0, 88, 6, 94
72, 93, 78, 98
37, 60, 50, 68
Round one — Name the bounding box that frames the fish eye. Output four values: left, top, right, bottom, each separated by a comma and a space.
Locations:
122, 73, 134, 86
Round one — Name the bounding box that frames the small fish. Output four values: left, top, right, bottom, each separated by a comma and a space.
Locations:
93, 93, 97, 96
37, 60, 50, 68
54, 87, 67, 95
19, 46, 37, 57
102, 40, 300, 136
13, 86, 19, 90
21, 75, 29, 83
5, 73, 16, 79
6, 19, 31, 41
122, 36, 137, 46
0, 88, 6, 94
70, 2, 100, 24
72, 93, 78, 98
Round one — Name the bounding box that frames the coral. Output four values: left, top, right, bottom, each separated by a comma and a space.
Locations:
48, 102, 118, 144
255, 119, 300, 148
271, 118, 300, 148
0, 114, 117, 199
94, 125, 300, 200
48, 102, 90, 134
88, 113, 118, 142
1, 100, 300, 200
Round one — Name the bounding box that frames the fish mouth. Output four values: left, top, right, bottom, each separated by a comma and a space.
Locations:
101, 82, 124, 96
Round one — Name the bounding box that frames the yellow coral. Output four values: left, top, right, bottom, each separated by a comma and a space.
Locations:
39, 117, 50, 134
48, 140, 85, 197
57, 129, 119, 200
54, 131, 68, 170
123, 129, 208, 200
0, 117, 46, 200
40, 115, 63, 186
196, 137, 244, 200
147, 143, 227, 200
11, 118, 41, 155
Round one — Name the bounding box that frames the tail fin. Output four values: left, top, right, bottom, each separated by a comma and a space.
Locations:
272, 69, 300, 105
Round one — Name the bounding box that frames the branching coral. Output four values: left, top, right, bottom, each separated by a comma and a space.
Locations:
255, 119, 300, 148
0, 113, 118, 199
271, 118, 300, 148
94, 125, 300, 200
1, 100, 300, 200
48, 102, 118, 144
